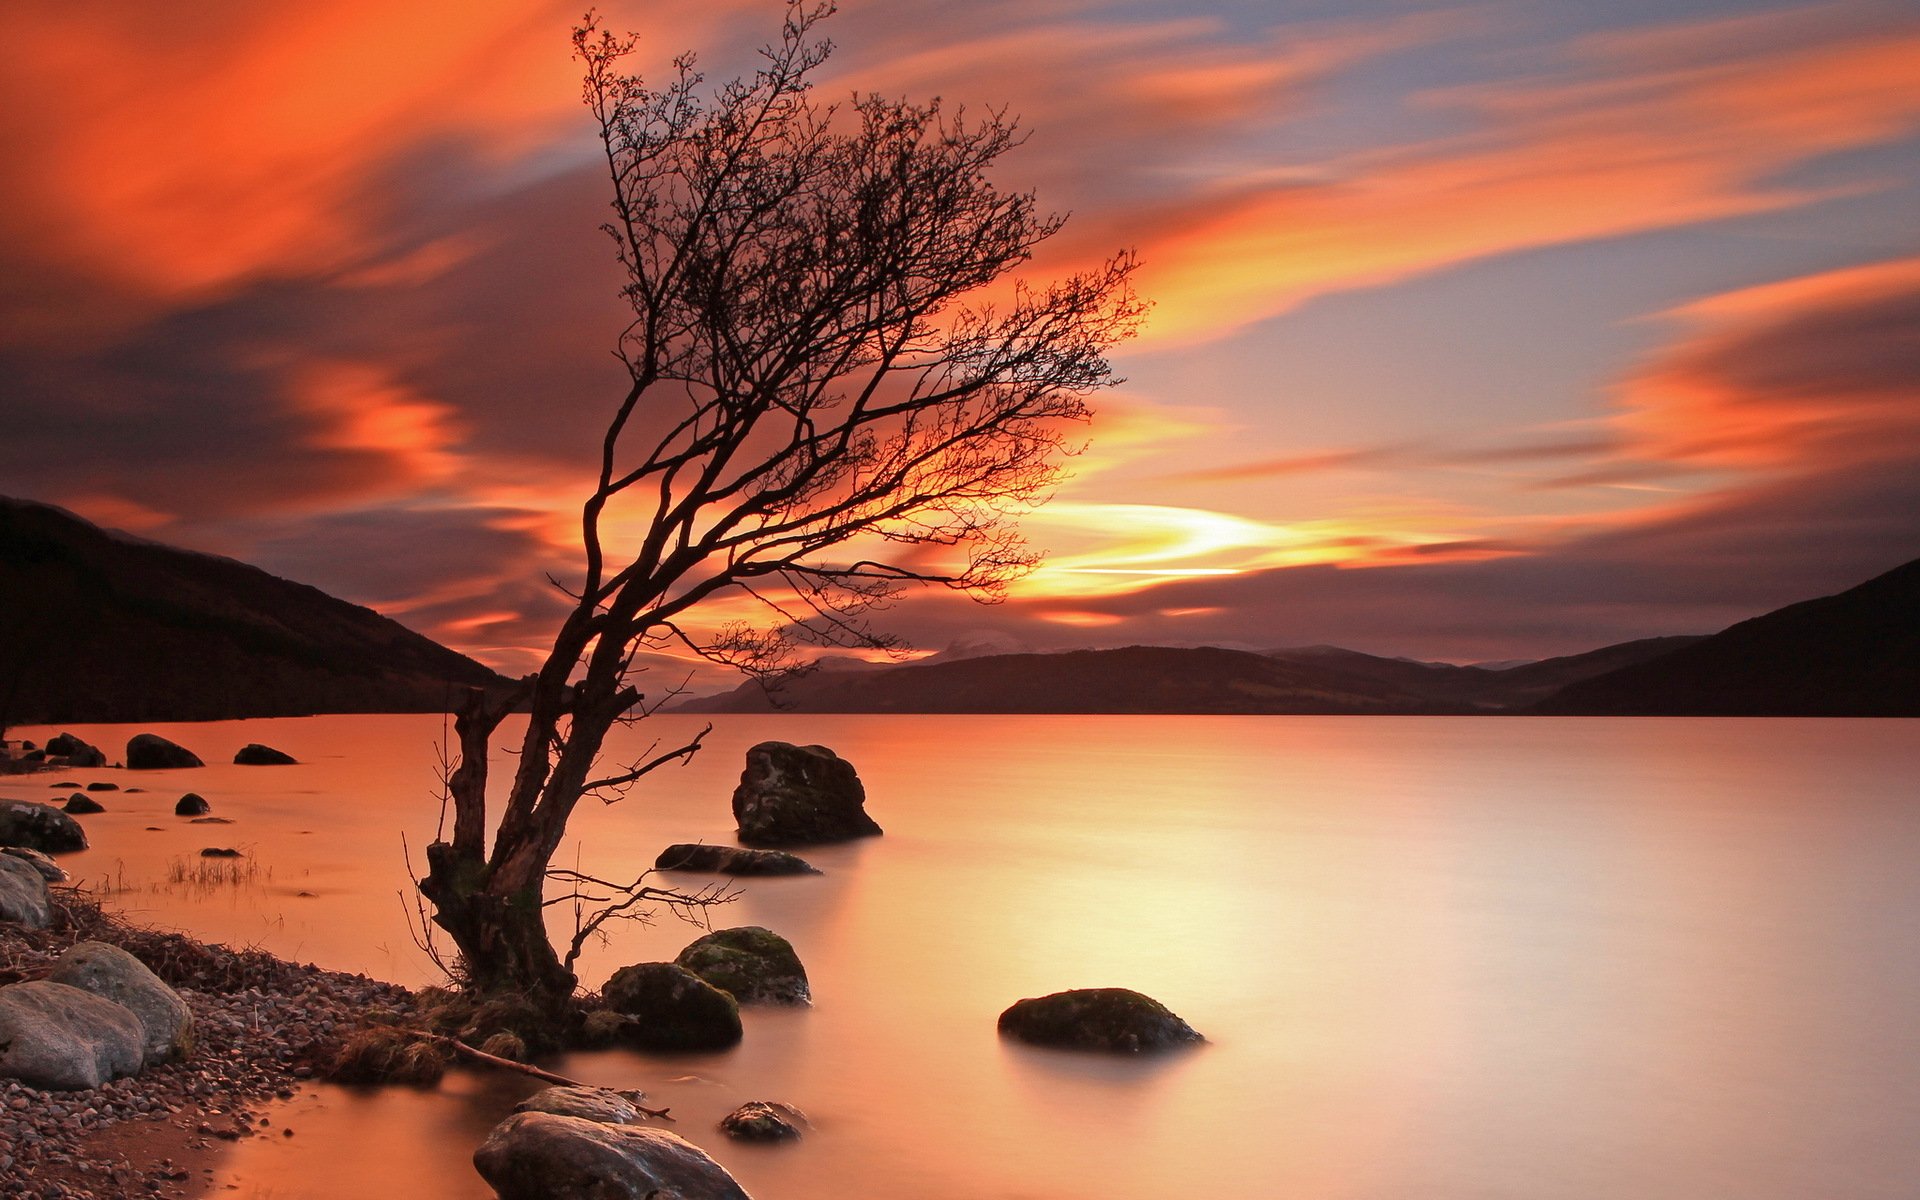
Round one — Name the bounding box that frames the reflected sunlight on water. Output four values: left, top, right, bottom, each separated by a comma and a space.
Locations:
9, 714, 1920, 1198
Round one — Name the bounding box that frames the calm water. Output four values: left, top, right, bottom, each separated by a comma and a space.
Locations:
10, 713, 1920, 1199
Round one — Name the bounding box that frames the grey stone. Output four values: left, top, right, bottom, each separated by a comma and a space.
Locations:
0, 855, 52, 929
719, 1101, 806, 1142
0, 981, 145, 1090
731, 741, 881, 847
676, 927, 810, 1006
48, 941, 193, 1064
126, 734, 202, 770
513, 1085, 645, 1125
0, 801, 88, 854
474, 1111, 751, 1200
1, 846, 69, 884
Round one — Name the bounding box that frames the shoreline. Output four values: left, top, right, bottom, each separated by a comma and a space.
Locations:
0, 887, 415, 1199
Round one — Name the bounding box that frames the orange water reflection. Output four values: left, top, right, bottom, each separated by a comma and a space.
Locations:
9, 714, 1920, 1198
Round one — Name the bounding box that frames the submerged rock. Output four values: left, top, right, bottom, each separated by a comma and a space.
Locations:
174, 793, 211, 816
676, 926, 810, 1006
719, 1101, 807, 1142
127, 733, 203, 770
234, 743, 297, 766
0, 980, 145, 1090
514, 1085, 646, 1126
601, 963, 742, 1051
0, 800, 89, 853
62, 793, 106, 815
474, 1111, 752, 1200
45, 733, 105, 768
0, 853, 53, 928
85, 781, 119, 792
997, 988, 1204, 1053
49, 941, 193, 1063
731, 742, 881, 847
655, 843, 821, 876
200, 847, 243, 858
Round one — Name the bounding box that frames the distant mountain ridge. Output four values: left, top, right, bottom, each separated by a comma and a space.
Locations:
0, 497, 510, 724
1538, 557, 1920, 716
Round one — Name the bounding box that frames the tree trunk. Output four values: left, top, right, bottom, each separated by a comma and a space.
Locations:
420, 840, 577, 1001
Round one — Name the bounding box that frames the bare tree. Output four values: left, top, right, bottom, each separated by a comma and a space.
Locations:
420, 0, 1143, 1003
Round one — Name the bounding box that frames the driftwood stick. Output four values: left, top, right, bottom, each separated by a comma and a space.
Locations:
435, 1036, 674, 1121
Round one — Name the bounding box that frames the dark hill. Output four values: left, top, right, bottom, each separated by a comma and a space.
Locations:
0, 497, 509, 724
1537, 557, 1920, 716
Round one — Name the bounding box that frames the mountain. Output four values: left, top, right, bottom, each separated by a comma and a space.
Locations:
1537, 557, 1920, 716
673, 636, 1698, 715
0, 497, 510, 725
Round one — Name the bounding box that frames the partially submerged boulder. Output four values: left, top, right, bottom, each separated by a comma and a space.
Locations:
719, 1101, 806, 1142
0, 800, 88, 853
601, 963, 742, 1052
514, 1085, 646, 1126
127, 734, 203, 770
997, 988, 1204, 1053
62, 794, 105, 815
474, 1111, 752, 1200
654, 844, 820, 876
0, 981, 145, 1090
45, 734, 105, 768
2, 846, 69, 884
0, 853, 53, 928
49, 941, 193, 1063
174, 793, 211, 816
731, 742, 881, 847
234, 743, 297, 766
85, 782, 118, 792
200, 847, 243, 858
676, 927, 810, 1006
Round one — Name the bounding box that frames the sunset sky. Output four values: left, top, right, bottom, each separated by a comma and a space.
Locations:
4, 0, 1917, 681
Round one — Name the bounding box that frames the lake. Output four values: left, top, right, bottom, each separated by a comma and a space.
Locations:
9, 713, 1920, 1198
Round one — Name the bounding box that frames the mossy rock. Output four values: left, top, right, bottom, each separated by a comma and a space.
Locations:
998, 988, 1204, 1053
601, 963, 741, 1052
675, 926, 810, 1006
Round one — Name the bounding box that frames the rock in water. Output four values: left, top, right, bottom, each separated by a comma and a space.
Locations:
0, 981, 146, 1090
654, 843, 821, 876
62, 793, 105, 814
0, 854, 53, 928
474, 1111, 752, 1200
2, 846, 69, 884
514, 1085, 645, 1125
0, 801, 89, 853
174, 793, 211, 816
127, 734, 203, 770
997, 988, 1204, 1053
49, 941, 194, 1063
85, 781, 119, 792
731, 742, 881, 847
719, 1101, 806, 1142
234, 743, 297, 765
676, 927, 810, 1006
45, 733, 106, 768
600, 963, 742, 1051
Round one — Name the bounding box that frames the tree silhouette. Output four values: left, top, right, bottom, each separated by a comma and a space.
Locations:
420, 0, 1143, 1001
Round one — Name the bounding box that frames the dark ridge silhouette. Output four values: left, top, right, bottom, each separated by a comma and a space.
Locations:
1536, 557, 1920, 716
0, 497, 508, 724
671, 636, 1697, 715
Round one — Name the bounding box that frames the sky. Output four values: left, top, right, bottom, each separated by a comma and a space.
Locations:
3, 0, 1917, 682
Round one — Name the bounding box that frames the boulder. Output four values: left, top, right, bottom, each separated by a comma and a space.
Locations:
0, 981, 145, 1090
654, 844, 820, 876
62, 794, 105, 815
474, 1111, 752, 1200
85, 782, 118, 792
676, 927, 810, 1006
2, 846, 70, 884
49, 941, 193, 1063
0, 801, 88, 853
731, 742, 881, 847
997, 988, 1204, 1053
513, 1085, 645, 1125
200, 847, 242, 858
0, 854, 53, 928
174, 793, 211, 816
600, 963, 742, 1052
45, 734, 105, 768
718, 1101, 806, 1142
233, 743, 297, 766
126, 734, 203, 770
